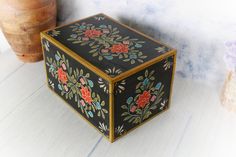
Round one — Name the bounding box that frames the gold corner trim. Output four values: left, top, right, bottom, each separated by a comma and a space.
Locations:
167, 50, 177, 108
40, 34, 50, 86
112, 49, 176, 82
109, 82, 115, 143
41, 32, 113, 82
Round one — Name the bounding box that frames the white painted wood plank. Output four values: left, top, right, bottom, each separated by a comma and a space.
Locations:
0, 51, 24, 83
0, 61, 45, 121
89, 77, 236, 157
0, 86, 101, 157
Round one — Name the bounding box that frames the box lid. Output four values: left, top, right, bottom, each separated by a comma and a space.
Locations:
43, 13, 175, 81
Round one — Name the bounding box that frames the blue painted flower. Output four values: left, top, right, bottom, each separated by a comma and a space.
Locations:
88, 80, 94, 87
143, 78, 149, 85
104, 56, 113, 60
126, 97, 133, 104
129, 54, 137, 59
58, 84, 62, 90
155, 82, 162, 90
96, 102, 101, 110
55, 54, 60, 61
88, 111, 94, 118
99, 25, 107, 28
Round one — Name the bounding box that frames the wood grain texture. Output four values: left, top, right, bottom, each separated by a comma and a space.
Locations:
0, 0, 56, 62
0, 53, 236, 157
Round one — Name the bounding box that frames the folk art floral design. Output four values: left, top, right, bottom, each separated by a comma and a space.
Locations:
46, 51, 108, 119
47, 30, 60, 37
163, 56, 174, 71
67, 22, 147, 64
121, 69, 166, 124
94, 15, 105, 21
98, 67, 126, 94
98, 122, 125, 137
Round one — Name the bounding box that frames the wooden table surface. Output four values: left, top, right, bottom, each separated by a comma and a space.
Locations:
0, 51, 236, 157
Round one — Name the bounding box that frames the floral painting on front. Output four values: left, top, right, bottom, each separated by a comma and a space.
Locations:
114, 55, 174, 139
121, 70, 167, 124
43, 39, 110, 137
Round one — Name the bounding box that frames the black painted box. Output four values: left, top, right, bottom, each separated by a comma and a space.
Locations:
41, 13, 176, 142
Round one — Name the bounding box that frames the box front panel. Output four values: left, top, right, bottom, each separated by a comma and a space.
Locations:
114, 54, 175, 139
42, 38, 110, 138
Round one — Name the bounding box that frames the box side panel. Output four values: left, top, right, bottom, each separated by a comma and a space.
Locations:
114, 54, 175, 139
42, 37, 110, 138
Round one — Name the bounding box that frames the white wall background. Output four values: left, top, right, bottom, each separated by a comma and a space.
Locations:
1, 0, 236, 83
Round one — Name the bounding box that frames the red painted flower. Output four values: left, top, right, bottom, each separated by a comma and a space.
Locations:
57, 68, 68, 84
110, 44, 129, 53
84, 29, 102, 38
136, 91, 151, 108
80, 86, 92, 104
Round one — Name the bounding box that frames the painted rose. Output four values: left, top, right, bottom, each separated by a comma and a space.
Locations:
57, 68, 68, 84
84, 29, 102, 38
80, 86, 92, 104
136, 91, 151, 108
111, 44, 129, 53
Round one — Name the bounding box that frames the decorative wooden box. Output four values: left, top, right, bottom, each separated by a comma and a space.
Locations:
41, 13, 176, 142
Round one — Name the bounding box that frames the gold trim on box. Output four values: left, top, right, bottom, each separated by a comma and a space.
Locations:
109, 83, 115, 142
41, 13, 177, 143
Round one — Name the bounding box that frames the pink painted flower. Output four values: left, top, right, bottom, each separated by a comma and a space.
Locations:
61, 63, 66, 70
82, 37, 89, 41
130, 106, 137, 113
101, 49, 109, 53
150, 95, 156, 102
80, 100, 86, 106
64, 85, 68, 92
80, 78, 85, 85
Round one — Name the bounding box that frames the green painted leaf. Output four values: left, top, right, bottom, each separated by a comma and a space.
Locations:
121, 105, 128, 109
